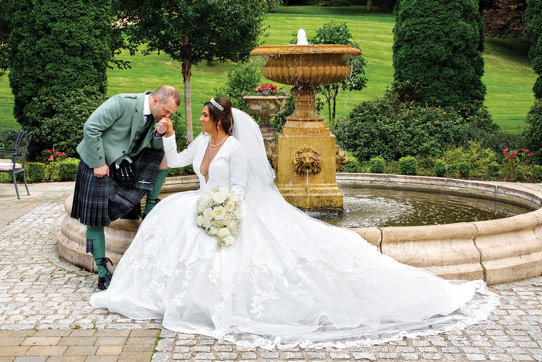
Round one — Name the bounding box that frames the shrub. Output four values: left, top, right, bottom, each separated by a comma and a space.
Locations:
515, 165, 526, 181
342, 151, 363, 173
170, 112, 187, 150
531, 164, 542, 181
393, 0, 485, 107
9, 0, 110, 158
466, 141, 497, 176
58, 159, 80, 180
523, 100, 542, 164
442, 141, 497, 177
332, 97, 463, 161
332, 93, 500, 162
369, 157, 386, 173
526, 0, 542, 99
457, 161, 471, 178
25, 162, 45, 182
488, 161, 501, 178
24, 87, 107, 159
434, 160, 446, 177
399, 156, 418, 175
219, 62, 262, 110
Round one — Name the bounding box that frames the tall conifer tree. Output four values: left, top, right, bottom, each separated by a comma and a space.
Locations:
393, 0, 486, 108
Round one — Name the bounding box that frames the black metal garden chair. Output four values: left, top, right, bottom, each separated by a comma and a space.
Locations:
0, 130, 34, 199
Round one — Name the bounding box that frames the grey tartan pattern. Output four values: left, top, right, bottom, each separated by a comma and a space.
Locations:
71, 148, 164, 227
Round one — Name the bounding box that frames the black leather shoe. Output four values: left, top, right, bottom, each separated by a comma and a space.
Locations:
97, 272, 112, 290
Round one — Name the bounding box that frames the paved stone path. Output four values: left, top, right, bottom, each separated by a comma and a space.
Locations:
0, 183, 542, 360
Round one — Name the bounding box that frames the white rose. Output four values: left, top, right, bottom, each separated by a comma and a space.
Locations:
225, 201, 236, 212
202, 218, 211, 229
218, 228, 231, 239
203, 208, 213, 220
212, 206, 226, 220
209, 227, 218, 236
223, 235, 236, 246
223, 214, 232, 225
212, 191, 227, 204
218, 187, 229, 193
196, 215, 204, 227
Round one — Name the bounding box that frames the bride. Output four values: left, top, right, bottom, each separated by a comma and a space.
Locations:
90, 97, 498, 349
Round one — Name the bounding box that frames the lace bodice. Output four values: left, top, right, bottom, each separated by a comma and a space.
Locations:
163, 133, 247, 196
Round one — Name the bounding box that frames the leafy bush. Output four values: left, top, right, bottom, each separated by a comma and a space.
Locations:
399, 156, 418, 175
369, 157, 386, 173
25, 162, 45, 182
24, 87, 107, 159
218, 62, 262, 110
515, 165, 526, 181
342, 151, 363, 173
526, 0, 542, 99
58, 159, 80, 180
170, 112, 187, 150
443, 141, 497, 177
332, 95, 483, 161
434, 160, 446, 177
531, 164, 542, 181
523, 100, 542, 164
457, 161, 471, 178
488, 161, 501, 178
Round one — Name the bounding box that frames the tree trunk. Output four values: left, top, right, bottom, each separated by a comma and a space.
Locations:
182, 60, 193, 142
182, 35, 193, 142
366, 0, 372, 12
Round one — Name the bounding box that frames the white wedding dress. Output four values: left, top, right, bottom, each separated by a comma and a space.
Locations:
90, 109, 498, 349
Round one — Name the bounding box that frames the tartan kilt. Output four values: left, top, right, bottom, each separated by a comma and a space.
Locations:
71, 148, 164, 227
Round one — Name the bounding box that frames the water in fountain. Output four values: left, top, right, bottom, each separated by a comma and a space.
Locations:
307, 186, 533, 228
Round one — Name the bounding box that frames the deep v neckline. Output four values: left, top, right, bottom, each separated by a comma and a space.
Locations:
200, 136, 230, 184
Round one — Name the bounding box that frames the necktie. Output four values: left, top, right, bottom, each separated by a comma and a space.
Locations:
144, 114, 154, 127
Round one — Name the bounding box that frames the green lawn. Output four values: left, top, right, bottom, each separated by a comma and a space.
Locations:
0, 5, 537, 135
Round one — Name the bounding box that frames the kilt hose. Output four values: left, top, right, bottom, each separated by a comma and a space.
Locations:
71, 148, 164, 227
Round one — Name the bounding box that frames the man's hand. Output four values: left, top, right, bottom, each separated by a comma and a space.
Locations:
156, 118, 174, 137
94, 164, 109, 178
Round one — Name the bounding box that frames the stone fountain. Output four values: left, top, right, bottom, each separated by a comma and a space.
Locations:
250, 31, 361, 210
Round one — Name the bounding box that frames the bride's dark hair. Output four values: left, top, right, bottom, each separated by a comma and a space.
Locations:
205, 98, 233, 135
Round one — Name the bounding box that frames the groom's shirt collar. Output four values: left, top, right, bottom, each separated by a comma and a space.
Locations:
144, 94, 151, 119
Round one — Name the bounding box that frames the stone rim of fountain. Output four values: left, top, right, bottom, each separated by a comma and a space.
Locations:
57, 174, 542, 285
250, 44, 362, 56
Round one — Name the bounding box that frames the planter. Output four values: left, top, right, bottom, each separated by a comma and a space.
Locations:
243, 95, 288, 168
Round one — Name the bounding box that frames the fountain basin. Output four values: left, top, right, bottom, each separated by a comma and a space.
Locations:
250, 45, 361, 85
56, 174, 542, 285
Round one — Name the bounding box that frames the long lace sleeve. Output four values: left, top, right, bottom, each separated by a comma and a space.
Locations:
163, 133, 205, 168
229, 140, 248, 200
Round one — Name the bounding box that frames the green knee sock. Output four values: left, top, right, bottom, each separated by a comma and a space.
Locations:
86, 227, 109, 277
144, 169, 168, 215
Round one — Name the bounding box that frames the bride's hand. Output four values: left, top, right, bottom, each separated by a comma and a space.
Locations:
157, 118, 174, 137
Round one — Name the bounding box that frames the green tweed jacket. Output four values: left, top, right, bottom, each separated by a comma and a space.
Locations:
76, 92, 163, 168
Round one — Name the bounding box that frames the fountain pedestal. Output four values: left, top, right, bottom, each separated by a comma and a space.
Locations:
250, 44, 361, 210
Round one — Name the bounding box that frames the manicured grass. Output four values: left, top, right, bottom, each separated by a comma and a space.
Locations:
0, 5, 537, 135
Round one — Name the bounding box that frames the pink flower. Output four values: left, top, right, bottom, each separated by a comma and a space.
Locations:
49, 155, 54, 161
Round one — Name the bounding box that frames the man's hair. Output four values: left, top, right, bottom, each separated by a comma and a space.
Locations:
154, 85, 180, 106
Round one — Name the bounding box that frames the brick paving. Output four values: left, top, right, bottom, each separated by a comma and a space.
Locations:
0, 183, 541, 360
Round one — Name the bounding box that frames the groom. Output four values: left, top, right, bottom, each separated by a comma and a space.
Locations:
71, 85, 180, 290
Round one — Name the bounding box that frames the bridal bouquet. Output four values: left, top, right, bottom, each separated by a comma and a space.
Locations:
196, 187, 241, 247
